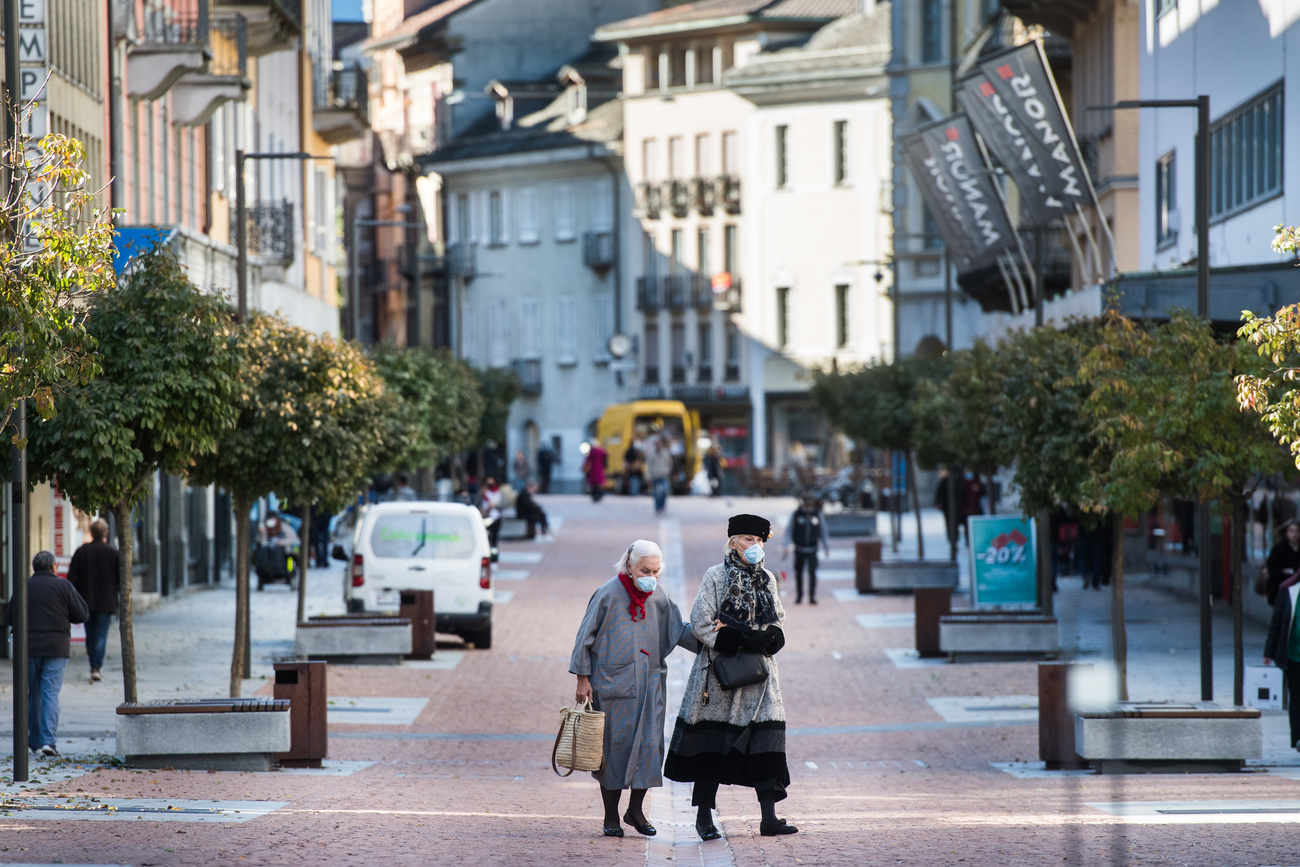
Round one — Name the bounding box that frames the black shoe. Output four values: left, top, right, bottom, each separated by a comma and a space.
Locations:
795, 598, 802, 605
695, 819, 721, 841
602, 824, 624, 837
760, 819, 798, 836
809, 598, 817, 605
623, 811, 656, 836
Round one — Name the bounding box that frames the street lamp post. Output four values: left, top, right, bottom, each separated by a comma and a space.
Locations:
1108, 95, 1213, 702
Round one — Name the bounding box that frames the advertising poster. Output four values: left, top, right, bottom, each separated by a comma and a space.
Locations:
969, 515, 1038, 609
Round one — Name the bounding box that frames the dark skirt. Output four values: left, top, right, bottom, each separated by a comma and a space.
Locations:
663, 717, 790, 802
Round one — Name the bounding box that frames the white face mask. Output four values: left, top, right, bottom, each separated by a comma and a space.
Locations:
635, 576, 658, 593
743, 542, 765, 565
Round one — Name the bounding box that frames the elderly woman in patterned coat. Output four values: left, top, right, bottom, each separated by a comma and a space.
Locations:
664, 513, 797, 839
570, 540, 698, 838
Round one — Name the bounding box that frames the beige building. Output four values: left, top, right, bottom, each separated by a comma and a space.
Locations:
595, 0, 860, 474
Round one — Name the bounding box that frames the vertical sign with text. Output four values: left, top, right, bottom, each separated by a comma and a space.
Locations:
19, 0, 47, 139
968, 514, 1038, 609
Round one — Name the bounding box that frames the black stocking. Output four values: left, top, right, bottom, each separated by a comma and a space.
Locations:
600, 786, 622, 827
693, 779, 719, 826
758, 792, 779, 825
627, 788, 648, 823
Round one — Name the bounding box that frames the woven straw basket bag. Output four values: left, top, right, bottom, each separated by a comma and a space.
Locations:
551, 698, 605, 777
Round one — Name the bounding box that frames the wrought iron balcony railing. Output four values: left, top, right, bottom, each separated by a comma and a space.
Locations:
234, 199, 294, 263
208, 15, 248, 77
140, 6, 209, 48
717, 175, 741, 215
664, 180, 689, 218
512, 359, 542, 396
692, 177, 715, 215
583, 231, 614, 269
323, 65, 369, 123
448, 242, 476, 279
637, 182, 662, 219
663, 275, 690, 310
636, 276, 661, 311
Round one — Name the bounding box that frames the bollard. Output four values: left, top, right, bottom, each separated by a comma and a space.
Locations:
1038, 662, 1088, 770
273, 660, 328, 768
914, 586, 951, 658
400, 589, 436, 660
854, 538, 882, 594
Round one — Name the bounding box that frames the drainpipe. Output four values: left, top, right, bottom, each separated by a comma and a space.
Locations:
108, 0, 123, 213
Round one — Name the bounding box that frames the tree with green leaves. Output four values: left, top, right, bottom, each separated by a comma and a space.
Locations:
1, 129, 117, 444
188, 315, 388, 694
26, 245, 242, 703
367, 343, 485, 476
811, 358, 944, 557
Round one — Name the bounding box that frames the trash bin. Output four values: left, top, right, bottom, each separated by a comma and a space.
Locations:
913, 586, 951, 658
854, 538, 882, 593
273, 660, 328, 768
1038, 662, 1088, 770
400, 590, 436, 660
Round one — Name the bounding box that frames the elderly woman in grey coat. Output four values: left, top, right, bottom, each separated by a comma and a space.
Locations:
664, 513, 796, 839
571, 540, 698, 838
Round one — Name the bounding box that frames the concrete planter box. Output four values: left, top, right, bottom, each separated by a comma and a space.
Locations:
117, 700, 291, 771
939, 614, 1059, 660
296, 616, 412, 664
824, 511, 877, 538
870, 560, 958, 592
1075, 703, 1262, 773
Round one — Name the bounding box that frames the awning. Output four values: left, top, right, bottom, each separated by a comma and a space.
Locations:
113, 226, 176, 275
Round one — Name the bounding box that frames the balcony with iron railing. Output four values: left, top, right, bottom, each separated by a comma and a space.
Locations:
711, 274, 742, 313
664, 180, 690, 218
171, 15, 250, 125
637, 182, 662, 219
663, 275, 691, 310
127, 6, 209, 100
314, 64, 369, 145
512, 359, 542, 396
717, 175, 741, 215
583, 231, 614, 269
692, 177, 716, 215
689, 274, 716, 309
448, 242, 476, 280
636, 276, 661, 311
234, 199, 294, 264
216, 0, 301, 55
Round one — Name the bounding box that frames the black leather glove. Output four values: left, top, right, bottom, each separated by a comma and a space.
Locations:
740, 627, 772, 653
763, 625, 785, 656
714, 626, 743, 654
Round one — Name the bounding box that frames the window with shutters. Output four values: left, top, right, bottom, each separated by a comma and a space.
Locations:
593, 293, 613, 363
489, 191, 509, 246
1156, 151, 1176, 248
697, 320, 713, 383
519, 298, 540, 359
555, 185, 575, 241
644, 321, 660, 384
592, 179, 613, 231
489, 299, 509, 367
557, 296, 577, 366
670, 320, 686, 383
518, 187, 539, 244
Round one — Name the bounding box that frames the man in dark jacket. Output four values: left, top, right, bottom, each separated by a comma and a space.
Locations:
66, 518, 120, 682
1264, 580, 1300, 752
4, 550, 89, 756
783, 496, 831, 604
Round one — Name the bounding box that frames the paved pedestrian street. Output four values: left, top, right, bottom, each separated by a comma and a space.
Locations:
2, 495, 1300, 866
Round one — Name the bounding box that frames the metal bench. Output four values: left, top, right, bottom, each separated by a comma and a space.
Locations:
296, 615, 413, 664
116, 698, 291, 771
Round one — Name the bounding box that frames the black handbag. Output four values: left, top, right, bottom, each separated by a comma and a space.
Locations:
711, 649, 769, 690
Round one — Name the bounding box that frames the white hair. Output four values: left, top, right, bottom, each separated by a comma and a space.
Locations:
616, 539, 663, 574
724, 534, 764, 555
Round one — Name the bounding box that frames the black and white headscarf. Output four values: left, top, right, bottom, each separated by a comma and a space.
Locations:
717, 550, 780, 629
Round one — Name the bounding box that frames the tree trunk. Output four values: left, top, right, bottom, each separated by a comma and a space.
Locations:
1232, 499, 1246, 707
1112, 513, 1128, 701
230, 494, 251, 698
947, 466, 958, 563
1037, 509, 1054, 616
112, 500, 138, 704
985, 473, 998, 515
908, 450, 924, 560
890, 450, 900, 553
297, 504, 310, 625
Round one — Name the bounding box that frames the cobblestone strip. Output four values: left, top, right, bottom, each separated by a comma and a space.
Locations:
647, 519, 736, 867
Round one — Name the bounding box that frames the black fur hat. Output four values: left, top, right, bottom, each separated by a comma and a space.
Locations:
728, 514, 771, 540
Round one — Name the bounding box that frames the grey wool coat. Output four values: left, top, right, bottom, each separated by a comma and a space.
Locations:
677, 564, 787, 729
570, 577, 698, 789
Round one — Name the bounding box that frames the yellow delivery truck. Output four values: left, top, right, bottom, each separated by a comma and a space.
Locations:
596, 400, 702, 494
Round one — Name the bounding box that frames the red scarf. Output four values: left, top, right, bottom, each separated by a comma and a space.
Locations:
617, 572, 653, 622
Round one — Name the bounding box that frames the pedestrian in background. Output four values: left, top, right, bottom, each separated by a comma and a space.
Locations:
704, 445, 724, 497
480, 476, 504, 554
623, 439, 645, 496
512, 449, 530, 491
515, 480, 552, 541
1265, 520, 1300, 606
4, 551, 89, 756
783, 496, 830, 605
66, 518, 119, 682
537, 444, 555, 494
570, 540, 698, 837
647, 438, 672, 515
1264, 573, 1300, 752
393, 472, 418, 501
583, 440, 607, 503
311, 505, 334, 568
665, 514, 797, 839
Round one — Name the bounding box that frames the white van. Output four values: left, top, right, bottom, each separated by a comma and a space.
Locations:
344, 501, 494, 648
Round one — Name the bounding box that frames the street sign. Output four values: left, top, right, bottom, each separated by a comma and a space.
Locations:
968, 514, 1038, 609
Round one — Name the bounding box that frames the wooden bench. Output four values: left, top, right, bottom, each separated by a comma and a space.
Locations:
116, 698, 291, 771
1075, 702, 1262, 774
297, 615, 413, 664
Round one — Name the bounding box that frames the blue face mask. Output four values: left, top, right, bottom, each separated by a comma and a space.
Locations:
635, 576, 658, 593
743, 543, 765, 565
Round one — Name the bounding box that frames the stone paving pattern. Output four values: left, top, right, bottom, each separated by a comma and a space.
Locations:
1, 494, 1298, 865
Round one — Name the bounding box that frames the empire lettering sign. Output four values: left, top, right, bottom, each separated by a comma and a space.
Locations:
19, 0, 47, 139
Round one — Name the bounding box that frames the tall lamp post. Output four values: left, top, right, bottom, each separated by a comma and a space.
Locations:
231, 149, 334, 675
1106, 95, 1212, 702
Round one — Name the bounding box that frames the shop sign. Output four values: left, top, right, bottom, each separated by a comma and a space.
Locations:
968, 514, 1038, 609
